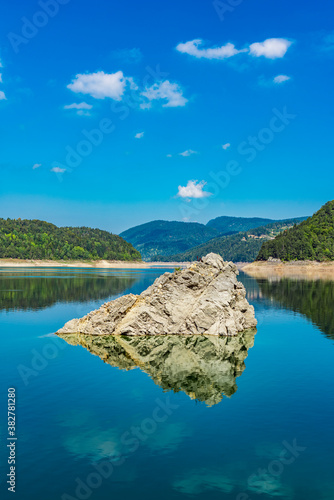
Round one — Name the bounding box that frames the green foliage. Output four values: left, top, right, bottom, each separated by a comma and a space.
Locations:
256, 200, 334, 261
155, 218, 306, 263
0, 218, 141, 261
120, 220, 220, 260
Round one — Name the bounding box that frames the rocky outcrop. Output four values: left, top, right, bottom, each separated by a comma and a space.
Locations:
57, 331, 256, 406
56, 253, 257, 337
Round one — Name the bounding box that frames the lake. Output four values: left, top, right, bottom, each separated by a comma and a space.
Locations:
1, 267, 334, 499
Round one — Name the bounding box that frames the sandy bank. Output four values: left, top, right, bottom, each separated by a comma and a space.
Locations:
242, 261, 334, 280
0, 258, 187, 269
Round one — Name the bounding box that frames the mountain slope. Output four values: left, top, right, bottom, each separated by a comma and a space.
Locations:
207, 215, 275, 233
155, 218, 307, 263
256, 200, 334, 261
119, 220, 220, 260
0, 218, 141, 261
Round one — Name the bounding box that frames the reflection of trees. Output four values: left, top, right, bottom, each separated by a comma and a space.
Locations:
257, 278, 334, 340
0, 272, 137, 311
58, 330, 256, 406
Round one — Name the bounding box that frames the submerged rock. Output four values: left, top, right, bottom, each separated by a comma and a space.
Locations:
56, 253, 257, 337
57, 330, 256, 406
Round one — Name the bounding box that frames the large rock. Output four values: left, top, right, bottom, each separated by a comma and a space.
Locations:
56, 253, 257, 337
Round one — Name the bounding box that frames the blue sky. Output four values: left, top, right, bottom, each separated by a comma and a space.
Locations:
0, 0, 333, 233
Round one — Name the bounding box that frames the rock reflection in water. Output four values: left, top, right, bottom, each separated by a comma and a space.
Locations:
58, 330, 256, 406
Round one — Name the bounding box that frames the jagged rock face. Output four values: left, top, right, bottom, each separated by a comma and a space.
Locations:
57, 331, 256, 406
56, 253, 257, 337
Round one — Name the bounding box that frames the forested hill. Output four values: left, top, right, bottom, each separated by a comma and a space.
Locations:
119, 216, 279, 261
119, 220, 221, 260
256, 200, 334, 261
154, 218, 306, 263
0, 218, 141, 261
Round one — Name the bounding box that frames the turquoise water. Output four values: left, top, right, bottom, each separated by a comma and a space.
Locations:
1, 268, 334, 499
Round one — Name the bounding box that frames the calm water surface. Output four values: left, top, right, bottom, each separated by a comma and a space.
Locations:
1, 267, 334, 499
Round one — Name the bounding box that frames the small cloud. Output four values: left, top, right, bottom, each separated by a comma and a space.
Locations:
176, 39, 246, 60
166, 154, 172, 157
179, 149, 198, 157
273, 74, 291, 84
177, 180, 212, 199
64, 102, 93, 116
0, 74, 2, 83
67, 71, 131, 100
0, 90, 6, 100
135, 131, 144, 139
51, 167, 66, 173
139, 102, 152, 110
249, 38, 292, 59
64, 102, 93, 110
111, 48, 143, 64
32, 163, 42, 170
141, 80, 188, 108
222, 143, 231, 150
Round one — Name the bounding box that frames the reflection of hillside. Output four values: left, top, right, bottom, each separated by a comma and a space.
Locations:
58, 331, 256, 406
257, 278, 334, 340
0, 271, 137, 311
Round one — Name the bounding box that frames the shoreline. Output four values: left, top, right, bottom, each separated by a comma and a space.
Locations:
0, 258, 187, 269
242, 260, 334, 279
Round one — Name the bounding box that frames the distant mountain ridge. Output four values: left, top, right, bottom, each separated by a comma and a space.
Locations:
256, 200, 334, 261
120, 216, 283, 261
154, 218, 307, 263
120, 220, 221, 260
207, 216, 275, 233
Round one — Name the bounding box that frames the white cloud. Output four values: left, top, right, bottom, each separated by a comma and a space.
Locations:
0, 74, 2, 83
176, 37, 292, 62
51, 167, 66, 173
179, 149, 198, 157
141, 80, 188, 108
64, 102, 93, 116
64, 102, 93, 110
273, 74, 291, 84
166, 154, 172, 157
135, 131, 144, 139
176, 39, 246, 59
139, 102, 152, 110
222, 143, 231, 150
0, 90, 6, 100
249, 38, 292, 59
67, 71, 130, 100
177, 180, 212, 199
32, 163, 42, 170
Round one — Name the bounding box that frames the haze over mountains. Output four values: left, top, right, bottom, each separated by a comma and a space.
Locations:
120, 216, 307, 261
